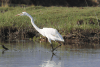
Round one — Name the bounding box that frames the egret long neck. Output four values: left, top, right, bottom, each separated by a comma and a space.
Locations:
26, 14, 40, 32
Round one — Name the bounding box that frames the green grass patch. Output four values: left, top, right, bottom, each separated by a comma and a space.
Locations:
0, 6, 100, 34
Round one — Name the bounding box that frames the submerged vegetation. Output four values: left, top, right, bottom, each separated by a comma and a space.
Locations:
0, 6, 100, 43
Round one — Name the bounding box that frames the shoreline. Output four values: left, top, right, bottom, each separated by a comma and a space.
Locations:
0, 27, 99, 45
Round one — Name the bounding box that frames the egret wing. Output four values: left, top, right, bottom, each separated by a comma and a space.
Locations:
43, 28, 64, 42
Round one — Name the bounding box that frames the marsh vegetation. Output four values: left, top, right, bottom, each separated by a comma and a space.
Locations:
0, 6, 100, 44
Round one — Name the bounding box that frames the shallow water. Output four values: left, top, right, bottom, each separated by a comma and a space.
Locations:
0, 40, 100, 67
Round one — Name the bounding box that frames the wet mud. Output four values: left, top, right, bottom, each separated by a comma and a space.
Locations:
0, 27, 100, 45
0, 27, 40, 41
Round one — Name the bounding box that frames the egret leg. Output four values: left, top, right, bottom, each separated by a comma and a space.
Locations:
52, 43, 62, 52
51, 44, 54, 50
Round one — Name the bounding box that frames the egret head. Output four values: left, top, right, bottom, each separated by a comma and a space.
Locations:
16, 12, 28, 16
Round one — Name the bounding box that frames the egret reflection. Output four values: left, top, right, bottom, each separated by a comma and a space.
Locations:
40, 52, 61, 67
40, 60, 61, 67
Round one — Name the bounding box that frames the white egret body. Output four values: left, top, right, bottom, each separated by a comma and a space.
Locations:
16, 12, 64, 51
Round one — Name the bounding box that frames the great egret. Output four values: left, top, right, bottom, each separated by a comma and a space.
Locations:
16, 12, 64, 51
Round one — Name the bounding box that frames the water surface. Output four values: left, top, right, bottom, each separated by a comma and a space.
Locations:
0, 40, 100, 67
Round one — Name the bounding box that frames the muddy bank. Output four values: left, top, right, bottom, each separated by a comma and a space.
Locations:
63, 28, 100, 44
0, 27, 40, 41
0, 27, 100, 44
